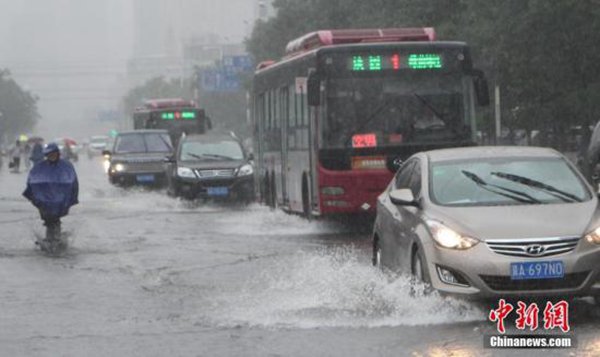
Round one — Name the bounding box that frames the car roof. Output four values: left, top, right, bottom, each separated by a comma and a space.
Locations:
182, 133, 240, 143
423, 146, 564, 163
117, 129, 168, 136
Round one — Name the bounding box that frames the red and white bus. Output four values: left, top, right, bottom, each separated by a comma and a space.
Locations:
252, 28, 489, 217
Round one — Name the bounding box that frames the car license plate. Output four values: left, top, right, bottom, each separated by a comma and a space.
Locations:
510, 261, 564, 280
136, 174, 155, 183
207, 187, 228, 196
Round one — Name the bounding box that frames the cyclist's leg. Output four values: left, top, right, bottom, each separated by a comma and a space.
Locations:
40, 210, 61, 241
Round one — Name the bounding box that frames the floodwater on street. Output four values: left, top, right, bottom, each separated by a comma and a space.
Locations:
1, 158, 600, 356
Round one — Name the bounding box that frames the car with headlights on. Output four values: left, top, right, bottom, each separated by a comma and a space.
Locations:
87, 135, 109, 158
103, 129, 173, 186
164, 133, 255, 202
372, 146, 600, 303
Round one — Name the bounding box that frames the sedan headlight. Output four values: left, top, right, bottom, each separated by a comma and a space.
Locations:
177, 167, 196, 178
426, 220, 479, 250
585, 227, 600, 244
113, 163, 126, 172
237, 164, 253, 176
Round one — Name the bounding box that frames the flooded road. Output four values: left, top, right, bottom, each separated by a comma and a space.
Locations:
1, 158, 599, 356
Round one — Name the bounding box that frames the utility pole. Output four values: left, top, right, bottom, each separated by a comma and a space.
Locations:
495, 85, 501, 145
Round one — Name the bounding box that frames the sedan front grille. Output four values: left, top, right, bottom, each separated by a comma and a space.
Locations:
480, 272, 589, 291
195, 169, 235, 178
485, 236, 580, 258
120, 161, 164, 172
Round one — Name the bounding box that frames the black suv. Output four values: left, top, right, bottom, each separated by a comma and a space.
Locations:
164, 134, 255, 202
104, 129, 173, 186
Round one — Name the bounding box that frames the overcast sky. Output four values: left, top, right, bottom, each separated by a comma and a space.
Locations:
0, 0, 255, 140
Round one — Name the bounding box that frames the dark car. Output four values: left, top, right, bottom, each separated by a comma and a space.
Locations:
164, 133, 255, 202
104, 129, 173, 186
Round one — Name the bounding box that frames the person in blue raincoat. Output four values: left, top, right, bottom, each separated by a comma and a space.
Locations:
22, 143, 79, 240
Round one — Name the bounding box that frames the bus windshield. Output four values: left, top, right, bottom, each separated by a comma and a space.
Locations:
323, 73, 472, 149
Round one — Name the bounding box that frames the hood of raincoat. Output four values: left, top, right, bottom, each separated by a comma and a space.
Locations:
22, 159, 79, 218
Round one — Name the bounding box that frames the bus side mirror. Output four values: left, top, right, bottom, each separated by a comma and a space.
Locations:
474, 71, 490, 106
307, 72, 320, 106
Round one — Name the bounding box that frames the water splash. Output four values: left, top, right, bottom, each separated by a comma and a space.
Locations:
207, 246, 485, 328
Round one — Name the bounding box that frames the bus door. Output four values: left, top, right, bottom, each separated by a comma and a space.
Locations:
279, 87, 289, 207
308, 78, 324, 216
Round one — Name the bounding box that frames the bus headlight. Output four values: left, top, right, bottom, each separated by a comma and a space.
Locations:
237, 164, 253, 176
177, 167, 196, 178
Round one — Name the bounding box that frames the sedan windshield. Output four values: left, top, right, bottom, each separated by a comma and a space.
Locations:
114, 133, 172, 154
430, 157, 591, 206
180, 140, 244, 161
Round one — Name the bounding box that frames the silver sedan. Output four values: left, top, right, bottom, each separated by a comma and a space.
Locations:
372, 146, 600, 301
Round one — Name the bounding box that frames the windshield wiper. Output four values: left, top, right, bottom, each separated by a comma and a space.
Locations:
461, 170, 541, 204
185, 153, 207, 160
413, 93, 465, 138
199, 153, 235, 160
342, 97, 394, 146
490, 172, 582, 203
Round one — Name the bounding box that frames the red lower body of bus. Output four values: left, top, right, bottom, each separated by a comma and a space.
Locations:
317, 165, 393, 215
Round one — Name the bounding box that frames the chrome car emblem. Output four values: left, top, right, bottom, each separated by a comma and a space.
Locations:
525, 244, 546, 256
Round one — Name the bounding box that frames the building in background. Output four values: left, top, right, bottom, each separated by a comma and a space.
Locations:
127, 0, 271, 87
0, 0, 134, 139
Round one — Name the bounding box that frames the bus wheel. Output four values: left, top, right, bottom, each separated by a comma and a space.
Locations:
302, 174, 312, 220
262, 174, 270, 205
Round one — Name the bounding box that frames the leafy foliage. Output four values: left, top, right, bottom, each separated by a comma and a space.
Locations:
0, 69, 40, 145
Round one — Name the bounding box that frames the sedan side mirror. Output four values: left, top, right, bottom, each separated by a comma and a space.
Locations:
389, 188, 418, 206
163, 154, 175, 163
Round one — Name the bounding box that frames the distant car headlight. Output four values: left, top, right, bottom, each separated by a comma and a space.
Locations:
585, 227, 600, 244
177, 167, 196, 178
237, 164, 253, 176
426, 220, 479, 250
113, 163, 126, 172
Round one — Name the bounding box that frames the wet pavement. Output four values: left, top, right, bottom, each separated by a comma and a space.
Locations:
1, 158, 599, 356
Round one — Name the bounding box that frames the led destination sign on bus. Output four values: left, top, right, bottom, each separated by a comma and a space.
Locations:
161, 111, 196, 120
349, 53, 443, 71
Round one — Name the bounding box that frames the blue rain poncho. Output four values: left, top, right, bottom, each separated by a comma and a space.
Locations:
22, 159, 79, 218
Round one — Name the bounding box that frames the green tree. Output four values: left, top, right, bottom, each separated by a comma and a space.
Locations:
0, 69, 40, 146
